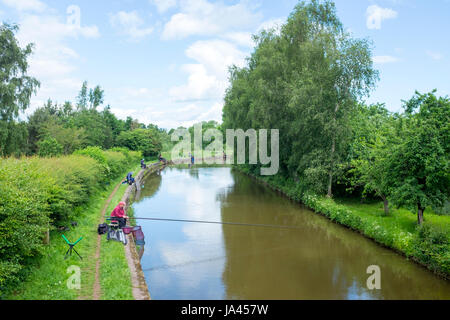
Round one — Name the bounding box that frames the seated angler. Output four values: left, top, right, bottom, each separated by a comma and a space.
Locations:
122, 172, 135, 185
110, 201, 128, 228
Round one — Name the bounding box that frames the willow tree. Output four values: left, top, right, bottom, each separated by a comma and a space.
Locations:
223, 0, 378, 196
0, 23, 40, 156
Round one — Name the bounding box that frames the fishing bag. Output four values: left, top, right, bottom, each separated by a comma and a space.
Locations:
132, 226, 145, 246
97, 223, 108, 235
107, 229, 127, 245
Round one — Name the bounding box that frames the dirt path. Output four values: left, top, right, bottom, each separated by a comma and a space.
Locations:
92, 181, 122, 300
78, 164, 160, 300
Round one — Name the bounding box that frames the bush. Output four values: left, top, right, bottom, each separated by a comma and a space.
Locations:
37, 138, 63, 157
0, 158, 53, 291
103, 151, 128, 178
411, 224, 450, 274
116, 129, 162, 157
74, 146, 110, 181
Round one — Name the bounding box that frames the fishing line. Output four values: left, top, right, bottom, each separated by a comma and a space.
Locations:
125, 216, 304, 230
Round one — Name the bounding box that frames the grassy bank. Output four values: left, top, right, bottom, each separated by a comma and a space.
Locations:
98, 176, 137, 300
234, 166, 450, 279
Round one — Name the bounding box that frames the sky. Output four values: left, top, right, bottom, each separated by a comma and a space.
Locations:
1, 0, 449, 130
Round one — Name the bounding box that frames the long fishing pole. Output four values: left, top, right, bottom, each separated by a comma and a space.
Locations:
121, 216, 303, 230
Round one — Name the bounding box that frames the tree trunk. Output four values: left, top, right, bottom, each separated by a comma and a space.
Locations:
380, 194, 389, 215
43, 228, 50, 245
327, 103, 339, 198
417, 203, 425, 225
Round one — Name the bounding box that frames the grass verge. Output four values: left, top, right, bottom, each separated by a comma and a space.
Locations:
98, 169, 139, 300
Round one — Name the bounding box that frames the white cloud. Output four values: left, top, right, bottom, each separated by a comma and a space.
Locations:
150, 0, 177, 13
366, 5, 397, 30
110, 11, 154, 39
426, 50, 443, 61
373, 55, 399, 64
257, 17, 285, 33
162, 0, 262, 40
222, 32, 254, 48
170, 64, 220, 102
169, 40, 246, 102
0, 0, 46, 12
196, 102, 223, 123
14, 5, 100, 116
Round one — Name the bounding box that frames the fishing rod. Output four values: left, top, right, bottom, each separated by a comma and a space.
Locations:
118, 216, 304, 230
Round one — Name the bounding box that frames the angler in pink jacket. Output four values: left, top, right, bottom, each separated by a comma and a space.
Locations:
111, 201, 128, 228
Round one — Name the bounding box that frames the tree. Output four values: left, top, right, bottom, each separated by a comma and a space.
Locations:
222, 0, 378, 196
27, 99, 60, 154
346, 104, 397, 214
116, 128, 162, 157
101, 105, 126, 144
70, 109, 113, 149
76, 81, 89, 110
386, 91, 449, 224
89, 85, 104, 109
0, 23, 40, 156
39, 119, 86, 155
37, 137, 63, 157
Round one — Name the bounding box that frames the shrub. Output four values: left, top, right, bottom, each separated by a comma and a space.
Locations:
116, 129, 162, 157
0, 158, 53, 290
103, 151, 128, 178
74, 146, 110, 181
411, 223, 450, 274
37, 138, 63, 157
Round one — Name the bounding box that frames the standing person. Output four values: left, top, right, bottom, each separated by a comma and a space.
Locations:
191, 154, 195, 165
141, 158, 146, 169
110, 201, 128, 228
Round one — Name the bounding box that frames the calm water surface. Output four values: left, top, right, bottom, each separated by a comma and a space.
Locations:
132, 167, 450, 300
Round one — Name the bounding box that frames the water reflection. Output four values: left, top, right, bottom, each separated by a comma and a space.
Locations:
133, 167, 450, 300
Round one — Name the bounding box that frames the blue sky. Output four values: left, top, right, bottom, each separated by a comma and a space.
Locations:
1, 0, 449, 129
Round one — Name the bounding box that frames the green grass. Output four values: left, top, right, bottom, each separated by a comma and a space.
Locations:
98, 171, 138, 300
334, 197, 450, 236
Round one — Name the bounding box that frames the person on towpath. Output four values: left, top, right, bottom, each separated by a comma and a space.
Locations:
110, 201, 128, 228
122, 172, 135, 185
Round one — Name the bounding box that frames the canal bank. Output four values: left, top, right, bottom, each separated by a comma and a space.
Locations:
118, 162, 166, 300
233, 166, 450, 280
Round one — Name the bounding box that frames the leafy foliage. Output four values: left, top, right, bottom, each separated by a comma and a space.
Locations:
222, 0, 378, 196
37, 137, 63, 157
0, 23, 39, 156
116, 128, 162, 157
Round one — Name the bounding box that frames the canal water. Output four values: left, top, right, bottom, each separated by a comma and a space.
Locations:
132, 167, 450, 300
